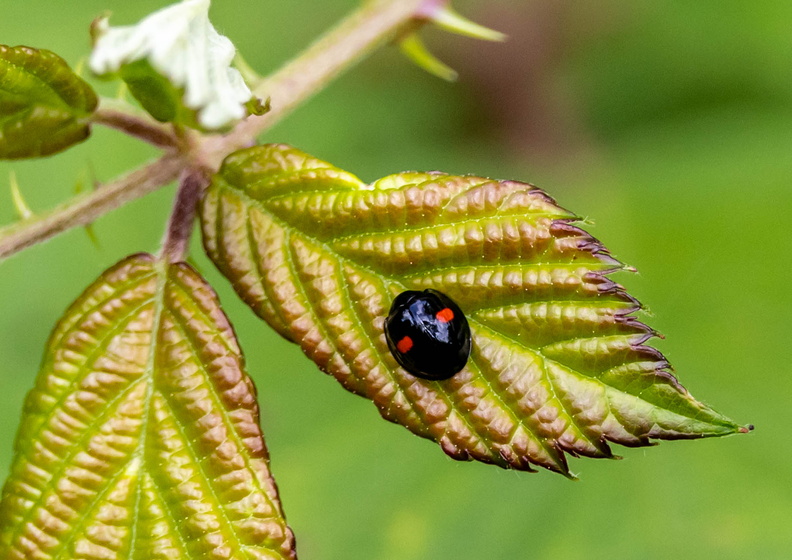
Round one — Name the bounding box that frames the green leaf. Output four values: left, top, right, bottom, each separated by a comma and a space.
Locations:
0, 254, 296, 559
117, 59, 189, 125
0, 45, 98, 159
200, 143, 750, 477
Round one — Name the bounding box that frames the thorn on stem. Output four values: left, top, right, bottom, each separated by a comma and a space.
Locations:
9, 172, 34, 221
83, 223, 101, 250
418, 3, 507, 42
398, 32, 458, 82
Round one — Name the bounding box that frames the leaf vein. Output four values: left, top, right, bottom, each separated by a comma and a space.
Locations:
165, 310, 285, 522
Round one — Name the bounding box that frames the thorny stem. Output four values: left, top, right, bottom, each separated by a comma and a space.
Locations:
0, 0, 429, 263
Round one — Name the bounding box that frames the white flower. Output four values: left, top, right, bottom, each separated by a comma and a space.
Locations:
90, 0, 253, 130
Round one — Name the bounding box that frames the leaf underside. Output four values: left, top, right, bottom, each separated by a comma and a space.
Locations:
0, 45, 97, 159
0, 254, 296, 560
201, 143, 747, 477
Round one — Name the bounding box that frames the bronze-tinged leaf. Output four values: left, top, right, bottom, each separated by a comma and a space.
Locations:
0, 254, 296, 559
200, 143, 749, 477
0, 45, 98, 159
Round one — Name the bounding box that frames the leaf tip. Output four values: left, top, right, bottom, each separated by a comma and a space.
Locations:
738, 424, 754, 434
83, 223, 101, 250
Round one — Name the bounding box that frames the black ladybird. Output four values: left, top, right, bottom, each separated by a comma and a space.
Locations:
384, 289, 471, 380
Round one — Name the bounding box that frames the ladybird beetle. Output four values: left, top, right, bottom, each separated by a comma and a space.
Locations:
384, 289, 471, 380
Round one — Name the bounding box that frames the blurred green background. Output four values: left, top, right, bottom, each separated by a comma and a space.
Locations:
1, 1, 790, 558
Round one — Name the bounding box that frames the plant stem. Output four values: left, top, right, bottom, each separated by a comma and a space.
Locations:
160, 167, 208, 264
0, 154, 184, 261
92, 103, 179, 149
0, 0, 429, 263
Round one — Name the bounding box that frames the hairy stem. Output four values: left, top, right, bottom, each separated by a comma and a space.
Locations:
0, 0, 428, 263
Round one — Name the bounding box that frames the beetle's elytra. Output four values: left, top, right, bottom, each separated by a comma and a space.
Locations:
384, 289, 471, 381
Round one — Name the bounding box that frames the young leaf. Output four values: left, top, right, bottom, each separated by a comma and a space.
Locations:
89, 0, 261, 131
0, 254, 296, 559
0, 45, 98, 159
201, 144, 749, 477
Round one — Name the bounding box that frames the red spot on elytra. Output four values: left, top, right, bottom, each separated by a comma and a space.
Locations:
397, 336, 413, 353
436, 308, 454, 323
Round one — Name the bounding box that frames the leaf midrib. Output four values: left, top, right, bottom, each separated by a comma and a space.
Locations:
473, 320, 737, 431
128, 259, 168, 559
166, 308, 286, 525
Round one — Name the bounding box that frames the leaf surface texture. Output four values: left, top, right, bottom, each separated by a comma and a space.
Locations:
0, 254, 296, 559
0, 45, 97, 159
201, 143, 746, 476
